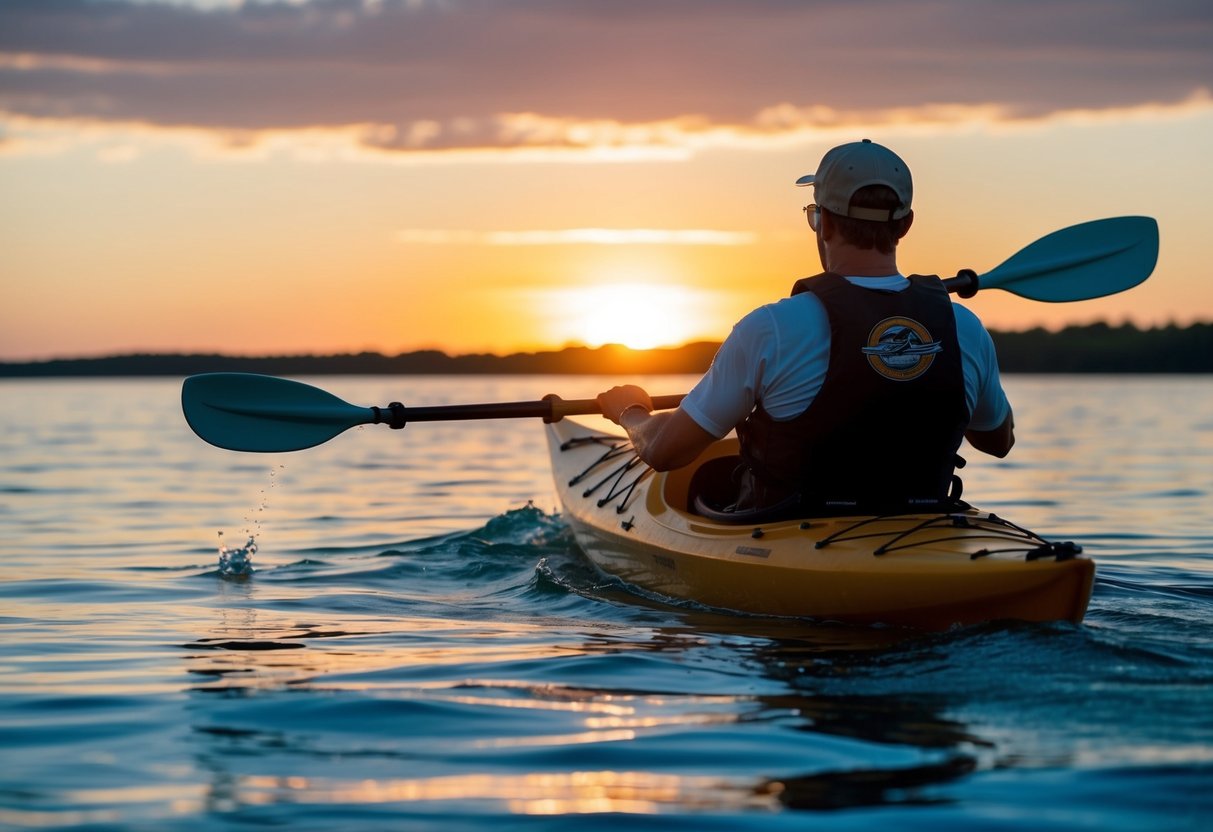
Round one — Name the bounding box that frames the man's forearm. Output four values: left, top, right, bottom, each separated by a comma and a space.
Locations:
965, 409, 1015, 458
620, 408, 670, 468
620, 409, 716, 472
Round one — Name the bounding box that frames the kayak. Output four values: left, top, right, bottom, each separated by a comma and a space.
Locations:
545, 417, 1094, 630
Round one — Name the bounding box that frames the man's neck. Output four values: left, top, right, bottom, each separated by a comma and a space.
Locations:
822, 241, 899, 277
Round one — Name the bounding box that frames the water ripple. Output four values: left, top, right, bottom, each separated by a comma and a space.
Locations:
3, 376, 1213, 829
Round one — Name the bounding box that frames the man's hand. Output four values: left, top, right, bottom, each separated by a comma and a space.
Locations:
596, 384, 654, 425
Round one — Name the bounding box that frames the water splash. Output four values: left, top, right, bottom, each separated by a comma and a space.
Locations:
215, 465, 283, 578
218, 531, 257, 577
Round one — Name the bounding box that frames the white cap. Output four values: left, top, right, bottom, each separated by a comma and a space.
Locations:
795, 139, 912, 221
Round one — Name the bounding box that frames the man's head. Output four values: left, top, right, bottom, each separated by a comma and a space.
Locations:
797, 139, 914, 255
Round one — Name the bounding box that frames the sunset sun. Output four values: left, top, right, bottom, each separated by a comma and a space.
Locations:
545, 282, 719, 350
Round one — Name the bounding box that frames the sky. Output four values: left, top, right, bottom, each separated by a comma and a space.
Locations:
2, 0, 1212, 359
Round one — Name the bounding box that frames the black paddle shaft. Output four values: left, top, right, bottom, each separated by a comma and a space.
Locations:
371, 393, 686, 428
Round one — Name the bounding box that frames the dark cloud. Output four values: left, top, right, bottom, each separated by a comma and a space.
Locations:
1, 0, 1210, 149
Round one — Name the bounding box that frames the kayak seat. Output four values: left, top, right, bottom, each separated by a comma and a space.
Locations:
687, 455, 806, 525
692, 492, 806, 525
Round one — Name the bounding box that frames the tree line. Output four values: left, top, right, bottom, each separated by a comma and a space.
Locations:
1, 323, 1209, 377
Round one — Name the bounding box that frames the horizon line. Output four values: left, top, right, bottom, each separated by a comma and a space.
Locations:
2, 319, 1210, 366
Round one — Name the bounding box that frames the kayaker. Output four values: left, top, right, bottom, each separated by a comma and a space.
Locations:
597, 139, 1014, 517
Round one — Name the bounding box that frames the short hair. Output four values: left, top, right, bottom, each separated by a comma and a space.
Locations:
827, 185, 911, 254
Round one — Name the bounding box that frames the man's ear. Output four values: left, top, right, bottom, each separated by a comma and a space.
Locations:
897, 210, 914, 240
819, 209, 835, 240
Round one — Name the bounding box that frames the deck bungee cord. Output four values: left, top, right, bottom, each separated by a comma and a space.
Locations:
561, 435, 653, 513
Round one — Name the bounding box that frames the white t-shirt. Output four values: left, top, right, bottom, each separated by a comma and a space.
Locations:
680, 275, 1011, 438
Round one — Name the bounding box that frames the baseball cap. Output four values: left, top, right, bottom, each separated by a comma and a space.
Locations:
795, 139, 912, 222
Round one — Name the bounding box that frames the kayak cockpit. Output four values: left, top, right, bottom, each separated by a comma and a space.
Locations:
659, 435, 743, 514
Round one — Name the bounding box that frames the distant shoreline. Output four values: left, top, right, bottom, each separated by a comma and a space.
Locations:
2, 322, 1210, 377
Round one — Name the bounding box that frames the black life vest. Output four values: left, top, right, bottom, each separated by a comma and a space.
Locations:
736, 272, 970, 515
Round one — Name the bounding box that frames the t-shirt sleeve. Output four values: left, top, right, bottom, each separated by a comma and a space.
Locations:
679, 309, 773, 438
954, 304, 1011, 432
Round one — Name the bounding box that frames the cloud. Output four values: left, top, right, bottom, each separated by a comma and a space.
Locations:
397, 228, 758, 246
5, 90, 1211, 165
2, 0, 1211, 154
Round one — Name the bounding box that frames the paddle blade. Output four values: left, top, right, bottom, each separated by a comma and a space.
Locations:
182, 373, 376, 452
980, 216, 1158, 302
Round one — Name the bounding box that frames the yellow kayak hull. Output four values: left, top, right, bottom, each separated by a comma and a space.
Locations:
546, 418, 1094, 630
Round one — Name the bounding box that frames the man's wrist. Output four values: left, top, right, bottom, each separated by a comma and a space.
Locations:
619, 403, 650, 424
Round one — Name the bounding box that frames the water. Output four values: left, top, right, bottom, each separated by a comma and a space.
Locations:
1, 375, 1211, 830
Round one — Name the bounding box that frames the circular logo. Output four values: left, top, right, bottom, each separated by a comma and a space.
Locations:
861, 317, 943, 381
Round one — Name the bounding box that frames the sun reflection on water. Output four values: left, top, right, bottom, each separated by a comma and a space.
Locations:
233, 770, 779, 815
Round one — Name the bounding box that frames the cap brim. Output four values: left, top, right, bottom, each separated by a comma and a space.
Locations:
795, 174, 816, 187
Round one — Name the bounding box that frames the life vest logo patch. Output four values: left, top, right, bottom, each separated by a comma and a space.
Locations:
862, 316, 943, 381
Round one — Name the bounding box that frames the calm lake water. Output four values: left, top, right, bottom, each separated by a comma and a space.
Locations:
1, 375, 1211, 830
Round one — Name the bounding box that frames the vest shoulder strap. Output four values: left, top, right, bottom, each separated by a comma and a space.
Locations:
789, 272, 842, 297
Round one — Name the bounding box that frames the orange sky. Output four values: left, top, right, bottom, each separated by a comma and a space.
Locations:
2, 1, 1211, 360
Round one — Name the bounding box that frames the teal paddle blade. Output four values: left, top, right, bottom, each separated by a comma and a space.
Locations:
981, 216, 1158, 302
182, 373, 376, 452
